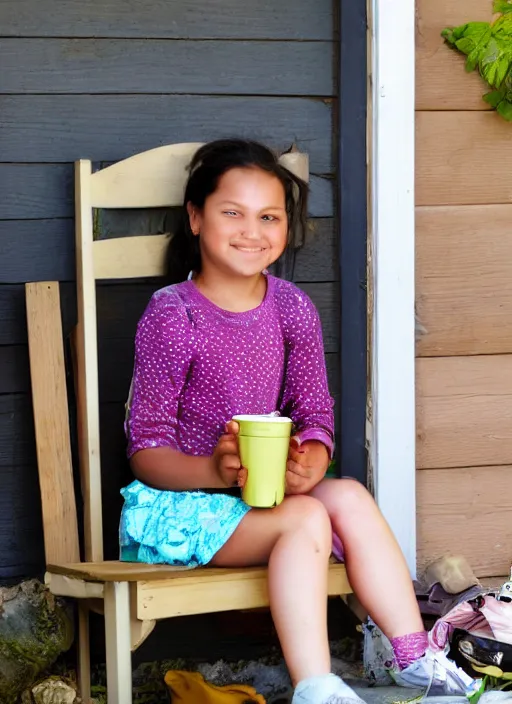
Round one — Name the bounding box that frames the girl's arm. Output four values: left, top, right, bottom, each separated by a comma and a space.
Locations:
130, 447, 220, 490
125, 291, 242, 491
130, 424, 242, 491
279, 288, 335, 457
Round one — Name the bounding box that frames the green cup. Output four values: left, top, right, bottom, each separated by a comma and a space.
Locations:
232, 415, 292, 508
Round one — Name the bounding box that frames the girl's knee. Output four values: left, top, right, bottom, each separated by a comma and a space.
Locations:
330, 478, 374, 511
279, 495, 331, 544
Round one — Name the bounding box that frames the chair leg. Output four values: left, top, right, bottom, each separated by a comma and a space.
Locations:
77, 602, 91, 703
104, 582, 132, 704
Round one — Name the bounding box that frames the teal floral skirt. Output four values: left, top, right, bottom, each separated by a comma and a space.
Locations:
119, 480, 251, 567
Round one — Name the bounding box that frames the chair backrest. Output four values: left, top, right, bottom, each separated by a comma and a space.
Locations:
75, 143, 309, 562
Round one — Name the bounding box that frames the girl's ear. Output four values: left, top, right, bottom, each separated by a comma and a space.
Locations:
186, 202, 201, 236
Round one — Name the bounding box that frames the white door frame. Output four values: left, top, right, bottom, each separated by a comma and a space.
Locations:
370, 0, 417, 576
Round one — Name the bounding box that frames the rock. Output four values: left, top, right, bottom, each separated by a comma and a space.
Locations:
0, 580, 74, 704
32, 677, 77, 704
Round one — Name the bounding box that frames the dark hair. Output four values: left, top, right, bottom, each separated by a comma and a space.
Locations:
165, 139, 308, 284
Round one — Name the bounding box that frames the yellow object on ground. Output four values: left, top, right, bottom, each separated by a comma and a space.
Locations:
164, 670, 266, 703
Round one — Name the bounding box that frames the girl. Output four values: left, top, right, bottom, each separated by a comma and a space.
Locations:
120, 140, 445, 703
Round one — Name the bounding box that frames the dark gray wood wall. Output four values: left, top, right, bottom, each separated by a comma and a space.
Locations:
0, 0, 339, 582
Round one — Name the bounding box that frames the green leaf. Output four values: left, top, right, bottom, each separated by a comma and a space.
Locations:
493, 0, 512, 14
483, 89, 505, 107
441, 27, 456, 44
456, 37, 477, 56
497, 56, 511, 85
497, 99, 512, 120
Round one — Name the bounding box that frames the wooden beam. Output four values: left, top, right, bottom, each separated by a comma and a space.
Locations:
0, 96, 332, 173
416, 112, 512, 207
417, 466, 512, 578
0, 39, 334, 97
416, 204, 512, 356
0, 0, 333, 40
416, 0, 495, 111
25, 282, 80, 564
417, 355, 512, 469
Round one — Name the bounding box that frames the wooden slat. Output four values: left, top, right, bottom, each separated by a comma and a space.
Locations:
46, 559, 349, 585
416, 355, 512, 469
416, 204, 512, 356
416, 112, 512, 206
89, 145, 308, 210
25, 282, 80, 564
0, 346, 30, 394
0, 464, 45, 579
417, 466, 512, 578
0, 96, 332, 173
416, 0, 494, 111
0, 164, 73, 220
0, 395, 36, 466
0, 166, 332, 221
0, 219, 74, 283
0, 283, 76, 345
75, 161, 104, 563
0, 39, 334, 96
137, 564, 351, 619
93, 235, 171, 280
0, 0, 333, 40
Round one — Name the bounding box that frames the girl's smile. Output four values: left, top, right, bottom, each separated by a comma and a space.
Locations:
187, 166, 288, 280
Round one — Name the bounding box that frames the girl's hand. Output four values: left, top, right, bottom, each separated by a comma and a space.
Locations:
212, 420, 246, 488
285, 439, 329, 495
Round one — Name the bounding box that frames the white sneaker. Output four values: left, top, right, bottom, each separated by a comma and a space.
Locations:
391, 650, 482, 697
292, 674, 366, 704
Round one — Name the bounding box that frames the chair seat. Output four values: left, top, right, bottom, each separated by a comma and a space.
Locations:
46, 560, 351, 619
46, 558, 349, 585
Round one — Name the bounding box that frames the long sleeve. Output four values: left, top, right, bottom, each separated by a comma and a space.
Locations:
276, 285, 335, 457
125, 289, 194, 458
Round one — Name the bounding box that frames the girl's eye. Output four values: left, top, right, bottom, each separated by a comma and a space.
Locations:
262, 215, 278, 222
223, 210, 238, 217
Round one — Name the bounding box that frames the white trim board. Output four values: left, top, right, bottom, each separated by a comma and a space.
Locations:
369, 0, 417, 576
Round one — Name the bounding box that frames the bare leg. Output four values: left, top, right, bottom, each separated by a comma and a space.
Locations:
310, 478, 424, 638
210, 495, 332, 685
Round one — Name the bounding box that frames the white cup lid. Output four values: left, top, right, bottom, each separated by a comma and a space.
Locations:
232, 414, 292, 423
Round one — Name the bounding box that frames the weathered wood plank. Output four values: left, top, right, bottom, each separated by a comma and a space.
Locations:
0, 284, 76, 345
0, 286, 29, 345
0, 346, 30, 394
416, 355, 512, 469
0, 464, 45, 579
0, 96, 333, 172
293, 219, 338, 283
0, 164, 73, 220
0, 0, 333, 40
416, 111, 512, 205
416, 0, 494, 110
417, 466, 512, 578
0, 39, 334, 96
0, 219, 75, 283
416, 204, 512, 357
0, 395, 36, 467
416, 112, 512, 206
0, 165, 333, 221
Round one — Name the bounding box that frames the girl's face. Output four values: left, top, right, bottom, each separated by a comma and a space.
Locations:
187, 167, 288, 280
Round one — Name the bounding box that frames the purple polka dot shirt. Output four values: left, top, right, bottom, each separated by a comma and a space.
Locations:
125, 274, 335, 461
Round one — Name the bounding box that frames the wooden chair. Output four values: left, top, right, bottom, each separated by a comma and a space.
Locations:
25, 144, 352, 704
